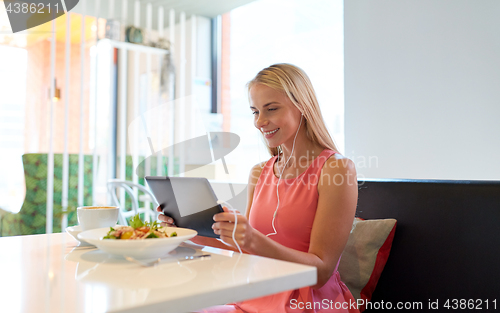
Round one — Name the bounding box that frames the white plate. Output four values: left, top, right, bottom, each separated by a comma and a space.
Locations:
77, 227, 197, 259
66, 225, 93, 246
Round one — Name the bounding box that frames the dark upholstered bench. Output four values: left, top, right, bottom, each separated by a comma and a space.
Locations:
357, 179, 500, 312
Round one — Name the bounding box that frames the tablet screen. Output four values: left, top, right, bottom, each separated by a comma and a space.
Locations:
145, 176, 223, 238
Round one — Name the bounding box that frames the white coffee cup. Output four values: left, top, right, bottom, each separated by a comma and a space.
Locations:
77, 206, 119, 231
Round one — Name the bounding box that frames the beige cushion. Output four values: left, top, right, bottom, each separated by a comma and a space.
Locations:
338, 218, 397, 305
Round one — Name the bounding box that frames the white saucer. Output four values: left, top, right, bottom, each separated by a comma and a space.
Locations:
78, 227, 197, 259
66, 225, 93, 246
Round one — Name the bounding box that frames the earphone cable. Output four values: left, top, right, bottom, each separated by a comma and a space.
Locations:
217, 200, 242, 254
266, 115, 303, 237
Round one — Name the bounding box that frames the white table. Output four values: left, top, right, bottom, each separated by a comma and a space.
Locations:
0, 233, 316, 313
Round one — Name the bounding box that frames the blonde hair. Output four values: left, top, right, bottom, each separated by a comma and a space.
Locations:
247, 63, 340, 156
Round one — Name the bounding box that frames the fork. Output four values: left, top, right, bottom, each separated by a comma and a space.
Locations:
125, 254, 211, 267
124, 256, 161, 267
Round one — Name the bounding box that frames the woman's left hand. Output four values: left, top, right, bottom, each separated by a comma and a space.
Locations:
212, 206, 255, 251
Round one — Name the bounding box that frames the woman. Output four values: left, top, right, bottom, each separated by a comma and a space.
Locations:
157, 63, 359, 313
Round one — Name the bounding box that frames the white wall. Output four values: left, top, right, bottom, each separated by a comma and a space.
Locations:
344, 0, 500, 180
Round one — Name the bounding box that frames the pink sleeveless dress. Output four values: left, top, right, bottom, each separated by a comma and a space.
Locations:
201, 150, 359, 313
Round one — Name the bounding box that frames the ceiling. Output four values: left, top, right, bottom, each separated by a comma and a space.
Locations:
134, 0, 258, 18
71, 0, 257, 25
12, 0, 257, 47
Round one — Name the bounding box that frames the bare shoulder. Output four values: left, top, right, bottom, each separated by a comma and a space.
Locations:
319, 153, 357, 189
324, 153, 356, 173
246, 161, 268, 218
248, 161, 267, 186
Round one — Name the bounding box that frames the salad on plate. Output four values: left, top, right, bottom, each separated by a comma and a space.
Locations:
103, 214, 177, 240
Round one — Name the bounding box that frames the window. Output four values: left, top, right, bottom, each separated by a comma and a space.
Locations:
0, 12, 96, 218
219, 0, 344, 183
0, 46, 27, 213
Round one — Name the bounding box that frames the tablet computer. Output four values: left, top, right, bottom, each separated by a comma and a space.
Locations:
145, 176, 223, 238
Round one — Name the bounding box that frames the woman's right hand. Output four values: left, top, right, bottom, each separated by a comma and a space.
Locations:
156, 206, 176, 227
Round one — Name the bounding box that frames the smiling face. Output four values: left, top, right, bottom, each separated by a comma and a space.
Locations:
249, 84, 303, 148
